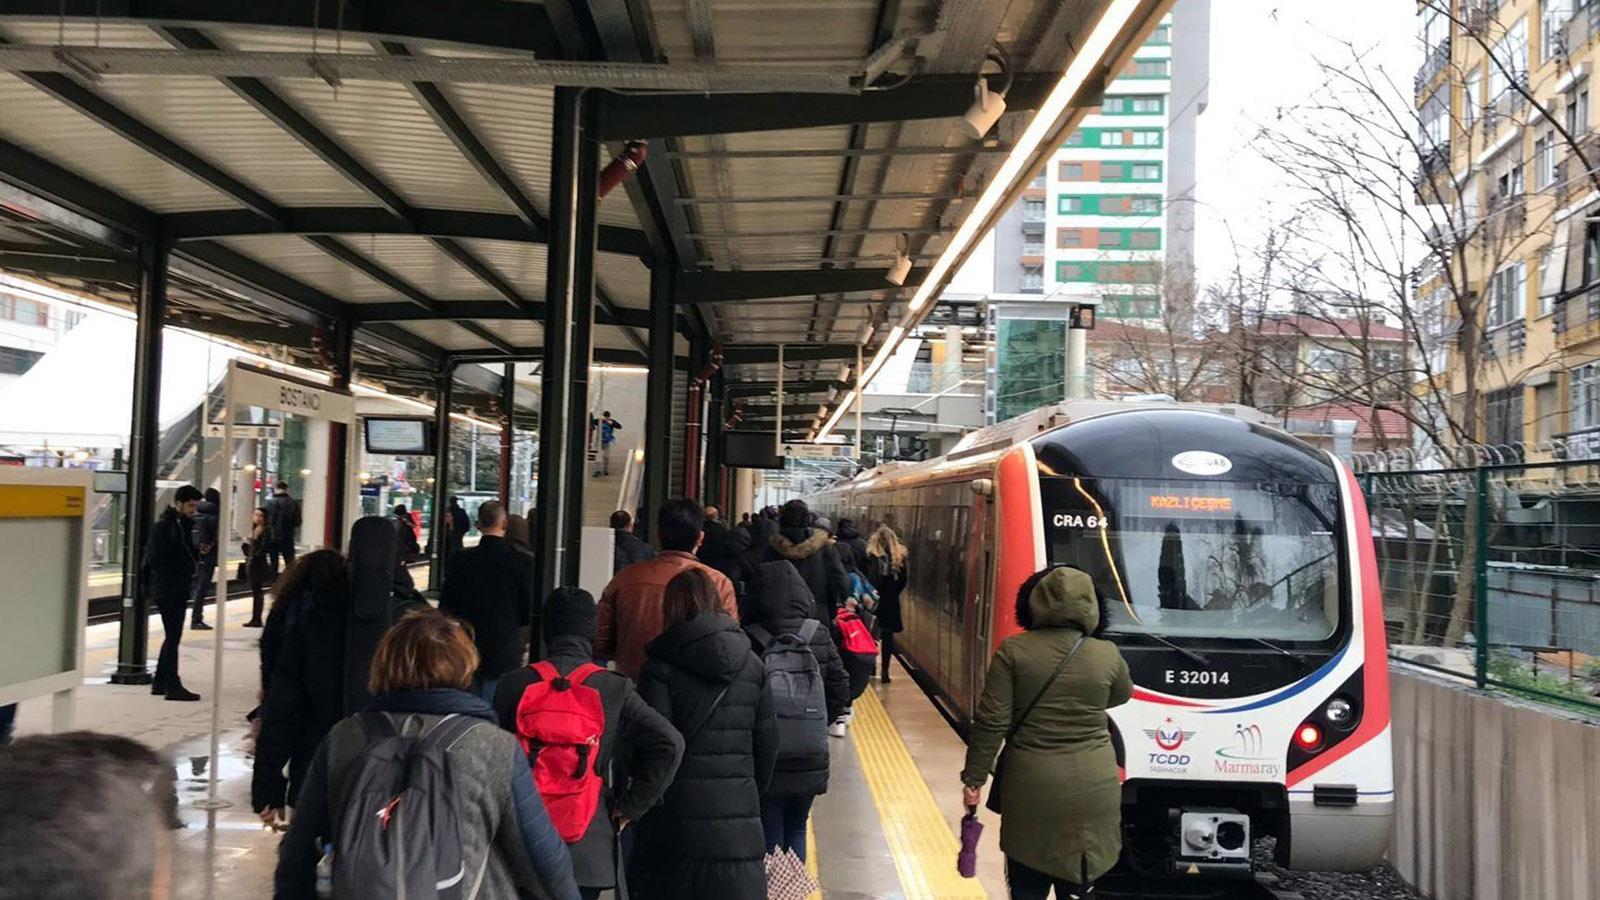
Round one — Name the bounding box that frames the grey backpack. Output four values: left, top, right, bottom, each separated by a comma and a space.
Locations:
747, 621, 828, 769
332, 712, 479, 899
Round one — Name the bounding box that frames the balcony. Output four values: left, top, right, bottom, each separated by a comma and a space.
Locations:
1566, 2, 1600, 56
1483, 320, 1526, 362
1412, 142, 1451, 192
1555, 284, 1600, 347
1415, 37, 1451, 98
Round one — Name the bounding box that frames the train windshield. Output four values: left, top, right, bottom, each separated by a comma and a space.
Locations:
1039, 476, 1342, 643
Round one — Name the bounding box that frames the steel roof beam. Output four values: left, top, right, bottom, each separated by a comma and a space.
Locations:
161, 207, 649, 257
677, 267, 926, 303
354, 300, 651, 330
726, 380, 845, 397
448, 347, 663, 367
0, 248, 138, 282
0, 144, 146, 248
665, 145, 1011, 160
0, 1, 564, 57
722, 344, 860, 365
597, 72, 1060, 139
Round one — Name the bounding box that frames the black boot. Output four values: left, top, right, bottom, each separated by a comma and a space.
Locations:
164, 685, 201, 702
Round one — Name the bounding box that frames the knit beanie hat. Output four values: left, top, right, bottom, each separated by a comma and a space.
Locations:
542, 587, 598, 644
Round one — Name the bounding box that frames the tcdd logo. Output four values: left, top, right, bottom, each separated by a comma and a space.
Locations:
1144, 717, 1193, 752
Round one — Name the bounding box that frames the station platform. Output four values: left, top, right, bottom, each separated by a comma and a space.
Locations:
9, 596, 1004, 900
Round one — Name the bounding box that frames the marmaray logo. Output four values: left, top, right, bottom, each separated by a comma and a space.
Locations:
1213, 723, 1282, 777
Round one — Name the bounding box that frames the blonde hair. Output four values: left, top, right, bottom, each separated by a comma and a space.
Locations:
867, 525, 907, 572
369, 608, 480, 695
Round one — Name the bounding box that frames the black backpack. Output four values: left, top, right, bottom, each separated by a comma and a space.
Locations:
747, 622, 829, 769
332, 712, 480, 899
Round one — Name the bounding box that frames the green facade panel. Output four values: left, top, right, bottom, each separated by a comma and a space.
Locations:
1057, 194, 1164, 215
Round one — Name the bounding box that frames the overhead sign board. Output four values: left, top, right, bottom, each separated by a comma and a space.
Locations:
781, 443, 855, 461
204, 423, 282, 440
229, 364, 355, 421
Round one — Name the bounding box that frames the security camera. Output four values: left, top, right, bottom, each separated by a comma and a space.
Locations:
962, 78, 1008, 139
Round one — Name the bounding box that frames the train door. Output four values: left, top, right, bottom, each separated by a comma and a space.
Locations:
961, 489, 990, 718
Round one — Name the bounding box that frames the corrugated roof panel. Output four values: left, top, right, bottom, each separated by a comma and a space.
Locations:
262, 77, 513, 213
456, 239, 548, 300
0, 21, 169, 48
84, 74, 376, 207
0, 71, 235, 211
473, 318, 541, 346
645, 0, 878, 68
219, 235, 399, 303
595, 254, 651, 310
358, 235, 504, 301
398, 319, 484, 351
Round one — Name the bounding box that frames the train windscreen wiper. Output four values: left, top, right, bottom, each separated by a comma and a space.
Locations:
1250, 637, 1311, 668
1140, 632, 1210, 667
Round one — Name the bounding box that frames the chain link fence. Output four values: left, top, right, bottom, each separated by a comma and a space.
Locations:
1360, 460, 1600, 714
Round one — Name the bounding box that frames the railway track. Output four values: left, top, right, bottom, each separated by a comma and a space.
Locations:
1094, 871, 1302, 899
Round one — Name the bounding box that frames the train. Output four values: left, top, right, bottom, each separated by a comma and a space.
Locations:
810, 400, 1393, 875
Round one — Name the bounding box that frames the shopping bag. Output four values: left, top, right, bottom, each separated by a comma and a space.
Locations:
957, 809, 984, 878
764, 847, 818, 900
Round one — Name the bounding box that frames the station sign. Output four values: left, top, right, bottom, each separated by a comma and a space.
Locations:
229, 364, 356, 421
782, 443, 855, 461
204, 423, 282, 440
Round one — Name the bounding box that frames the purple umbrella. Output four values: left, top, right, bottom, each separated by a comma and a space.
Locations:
957, 809, 984, 878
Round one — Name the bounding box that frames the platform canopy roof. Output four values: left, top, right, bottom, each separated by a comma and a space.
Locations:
0, 0, 1168, 436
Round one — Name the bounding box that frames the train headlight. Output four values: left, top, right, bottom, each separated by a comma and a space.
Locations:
1323, 696, 1357, 730
1182, 819, 1216, 853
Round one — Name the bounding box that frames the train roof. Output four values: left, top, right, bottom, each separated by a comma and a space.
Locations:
821, 401, 1332, 495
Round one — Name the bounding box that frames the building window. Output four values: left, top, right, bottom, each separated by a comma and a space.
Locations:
1421, 90, 1448, 150
1494, 155, 1525, 201
1572, 365, 1600, 430
1541, 248, 1556, 316
1484, 386, 1524, 448
1568, 83, 1590, 134
1131, 129, 1163, 147
1102, 97, 1127, 114
1101, 130, 1126, 146
1534, 129, 1557, 189
1058, 196, 1084, 214
1129, 196, 1161, 214
1145, 23, 1171, 46
1131, 97, 1164, 114
1127, 58, 1170, 78
1021, 265, 1044, 291
1059, 228, 1086, 248
1488, 18, 1528, 102
1101, 96, 1165, 115
1488, 262, 1527, 328
1464, 69, 1482, 129
0, 296, 49, 328
1024, 198, 1046, 220
1059, 162, 1086, 180
1064, 130, 1087, 147
0, 346, 43, 376
1058, 262, 1091, 281
1130, 163, 1162, 181
1022, 237, 1044, 255
1544, 0, 1574, 63
1101, 163, 1124, 180
1098, 231, 1122, 249
1421, 5, 1447, 57
1535, 381, 1560, 441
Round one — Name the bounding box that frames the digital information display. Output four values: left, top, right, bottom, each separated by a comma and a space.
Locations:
1147, 493, 1234, 515
365, 418, 431, 455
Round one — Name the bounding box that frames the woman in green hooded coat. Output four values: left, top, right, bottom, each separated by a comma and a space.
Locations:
961, 566, 1132, 898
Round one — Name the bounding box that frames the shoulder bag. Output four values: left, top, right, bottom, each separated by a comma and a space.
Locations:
985, 634, 1086, 814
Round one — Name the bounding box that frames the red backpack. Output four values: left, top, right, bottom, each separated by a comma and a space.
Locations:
514, 661, 607, 843
834, 609, 878, 656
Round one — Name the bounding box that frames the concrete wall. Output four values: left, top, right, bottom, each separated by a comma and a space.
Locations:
1390, 668, 1600, 900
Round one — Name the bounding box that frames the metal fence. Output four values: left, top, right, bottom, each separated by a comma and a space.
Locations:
1360, 459, 1600, 714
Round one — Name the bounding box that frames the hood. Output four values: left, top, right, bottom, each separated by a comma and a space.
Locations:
646, 612, 751, 683
196, 500, 217, 516
837, 521, 861, 541
1029, 567, 1100, 634
699, 522, 749, 562
368, 687, 496, 721
771, 527, 830, 561
748, 561, 815, 622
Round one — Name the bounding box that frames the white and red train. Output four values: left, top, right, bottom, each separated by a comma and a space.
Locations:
811, 402, 1392, 875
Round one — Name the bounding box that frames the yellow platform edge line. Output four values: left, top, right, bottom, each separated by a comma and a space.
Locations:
849, 689, 988, 900
806, 819, 821, 900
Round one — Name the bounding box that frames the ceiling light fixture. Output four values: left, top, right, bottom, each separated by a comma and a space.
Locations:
885, 233, 913, 286
961, 49, 1011, 140
817, 0, 1143, 440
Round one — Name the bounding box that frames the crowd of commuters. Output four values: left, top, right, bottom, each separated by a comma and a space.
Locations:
0, 481, 1135, 900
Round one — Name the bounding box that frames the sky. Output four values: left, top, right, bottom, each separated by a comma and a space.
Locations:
1191, 0, 1421, 288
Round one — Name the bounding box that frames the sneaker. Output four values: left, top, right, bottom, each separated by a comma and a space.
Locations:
842, 706, 855, 724
165, 686, 202, 702
190, 621, 213, 631
828, 720, 847, 738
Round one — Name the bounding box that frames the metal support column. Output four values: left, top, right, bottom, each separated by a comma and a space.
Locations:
326, 319, 355, 549
111, 236, 169, 685
536, 87, 600, 596
428, 364, 455, 592
641, 264, 676, 542
499, 362, 515, 507
704, 370, 724, 510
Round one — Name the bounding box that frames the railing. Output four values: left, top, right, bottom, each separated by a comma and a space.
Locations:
1412, 142, 1451, 190
1415, 37, 1451, 97
1361, 461, 1600, 715
1567, 1, 1600, 54
1483, 319, 1526, 361
1556, 284, 1600, 345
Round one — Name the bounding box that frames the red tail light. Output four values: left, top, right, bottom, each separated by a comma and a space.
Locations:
1294, 723, 1325, 753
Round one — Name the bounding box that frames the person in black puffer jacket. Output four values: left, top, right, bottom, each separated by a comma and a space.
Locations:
836, 518, 868, 570
764, 499, 850, 619
253, 550, 352, 820
632, 568, 778, 900
743, 561, 849, 862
